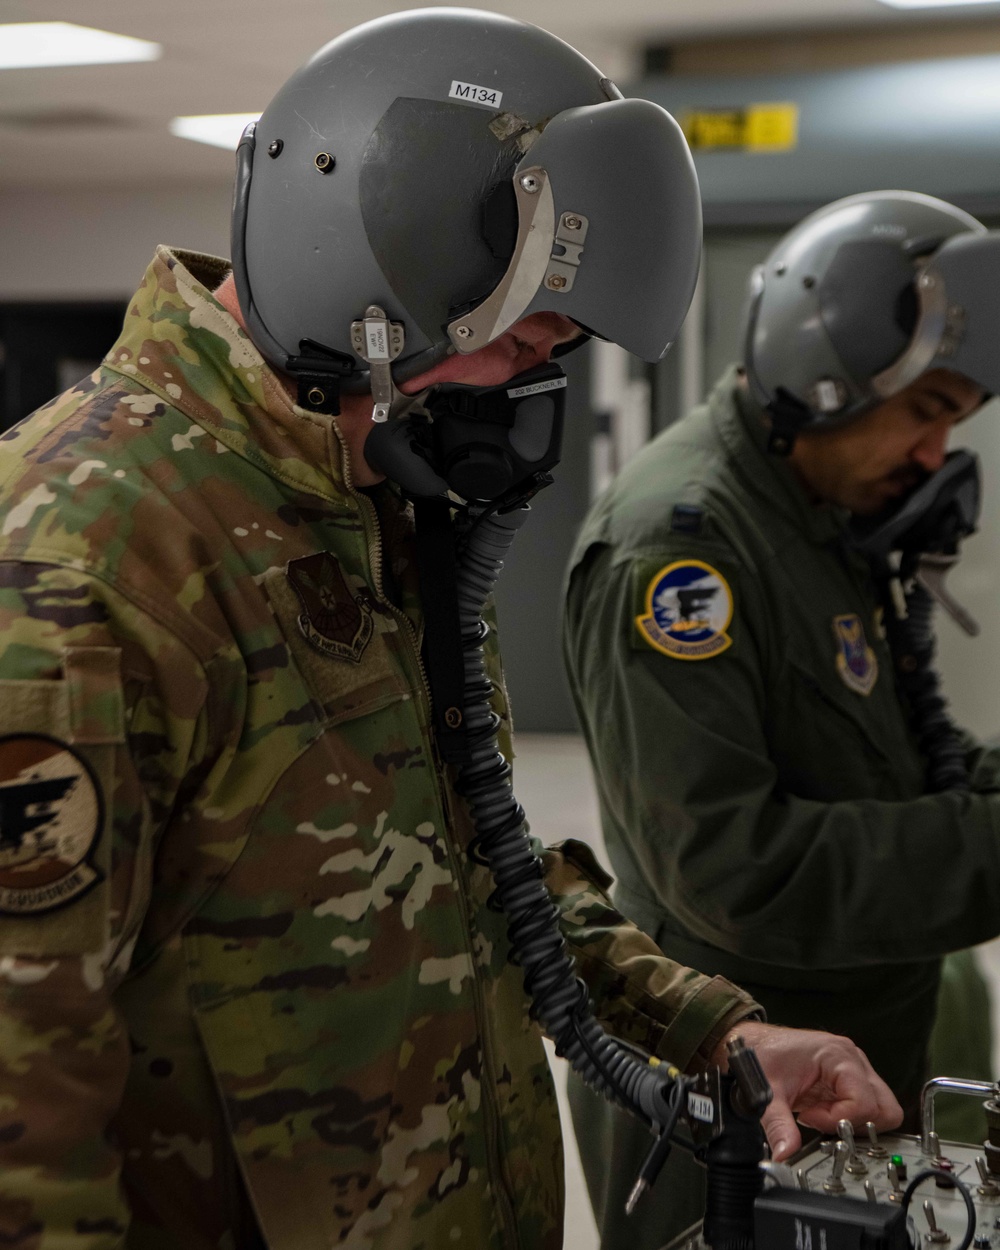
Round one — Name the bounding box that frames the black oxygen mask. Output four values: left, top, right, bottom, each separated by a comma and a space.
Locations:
851, 449, 981, 637
362, 362, 566, 504
852, 449, 981, 794
851, 449, 980, 569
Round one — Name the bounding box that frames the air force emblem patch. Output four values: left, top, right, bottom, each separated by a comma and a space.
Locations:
0, 734, 103, 916
636, 560, 734, 661
287, 552, 374, 664
833, 613, 878, 696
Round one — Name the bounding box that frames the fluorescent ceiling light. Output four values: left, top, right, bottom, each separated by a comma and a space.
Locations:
170, 113, 260, 150
877, 0, 1000, 7
0, 22, 161, 70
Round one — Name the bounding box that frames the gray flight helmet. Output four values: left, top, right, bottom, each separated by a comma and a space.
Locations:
231, 8, 701, 406
744, 190, 990, 450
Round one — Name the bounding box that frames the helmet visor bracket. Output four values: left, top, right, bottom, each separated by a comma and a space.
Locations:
449, 97, 702, 365
872, 232, 1000, 402
446, 166, 556, 353
871, 261, 949, 401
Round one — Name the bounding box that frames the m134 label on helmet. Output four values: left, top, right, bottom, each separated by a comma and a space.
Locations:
507, 376, 568, 399
449, 80, 504, 109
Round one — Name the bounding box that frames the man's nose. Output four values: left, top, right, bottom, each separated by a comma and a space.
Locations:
513, 312, 581, 354
911, 422, 950, 474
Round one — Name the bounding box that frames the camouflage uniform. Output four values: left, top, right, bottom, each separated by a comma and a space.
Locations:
0, 249, 760, 1250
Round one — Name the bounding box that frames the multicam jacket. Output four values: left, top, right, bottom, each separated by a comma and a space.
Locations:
0, 249, 759, 1250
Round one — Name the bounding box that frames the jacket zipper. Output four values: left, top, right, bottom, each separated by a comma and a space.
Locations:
336, 428, 521, 1249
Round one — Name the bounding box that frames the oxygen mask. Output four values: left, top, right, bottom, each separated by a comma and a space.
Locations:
362, 362, 566, 506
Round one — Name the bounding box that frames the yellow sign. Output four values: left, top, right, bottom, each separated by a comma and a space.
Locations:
682, 102, 799, 153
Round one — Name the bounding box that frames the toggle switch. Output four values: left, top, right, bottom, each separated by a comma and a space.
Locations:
977, 1156, 1000, 1199
923, 1200, 950, 1245
866, 1122, 888, 1159
823, 1142, 849, 1194
838, 1120, 868, 1176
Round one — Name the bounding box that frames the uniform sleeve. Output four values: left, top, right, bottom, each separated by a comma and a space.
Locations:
564, 542, 1000, 972
0, 561, 209, 1248
539, 837, 761, 1072
961, 730, 1000, 793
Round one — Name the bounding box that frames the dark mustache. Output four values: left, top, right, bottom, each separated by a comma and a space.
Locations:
884, 465, 927, 492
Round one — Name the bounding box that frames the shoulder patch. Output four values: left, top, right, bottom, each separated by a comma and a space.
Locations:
636, 560, 734, 661
0, 734, 104, 916
832, 614, 878, 696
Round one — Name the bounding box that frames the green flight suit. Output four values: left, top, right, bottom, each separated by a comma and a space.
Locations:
564, 367, 1000, 1250
0, 258, 762, 1250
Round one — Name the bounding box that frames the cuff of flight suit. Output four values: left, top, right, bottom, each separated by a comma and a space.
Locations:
654, 976, 765, 1075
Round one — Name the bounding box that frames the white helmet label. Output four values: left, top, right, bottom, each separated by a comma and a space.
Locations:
449, 80, 503, 109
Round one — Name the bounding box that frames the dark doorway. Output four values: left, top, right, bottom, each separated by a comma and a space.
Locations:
0, 302, 126, 433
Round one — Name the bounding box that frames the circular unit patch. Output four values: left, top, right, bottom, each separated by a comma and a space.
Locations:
636, 560, 734, 661
0, 734, 103, 916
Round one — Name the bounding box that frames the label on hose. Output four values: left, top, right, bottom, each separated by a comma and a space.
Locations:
688, 1092, 714, 1124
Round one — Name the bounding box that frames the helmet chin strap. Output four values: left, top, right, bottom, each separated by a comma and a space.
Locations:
350, 305, 407, 422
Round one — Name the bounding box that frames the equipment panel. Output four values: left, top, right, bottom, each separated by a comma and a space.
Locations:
668, 1128, 997, 1249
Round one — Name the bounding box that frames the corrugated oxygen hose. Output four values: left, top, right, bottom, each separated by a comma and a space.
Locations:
889, 582, 969, 793
451, 504, 689, 1127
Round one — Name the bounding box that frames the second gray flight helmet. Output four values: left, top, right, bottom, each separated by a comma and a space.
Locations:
743, 190, 1000, 452
231, 8, 702, 412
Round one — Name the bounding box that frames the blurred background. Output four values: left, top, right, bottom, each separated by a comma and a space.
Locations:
5, 3, 1000, 1244
5, 0, 1000, 735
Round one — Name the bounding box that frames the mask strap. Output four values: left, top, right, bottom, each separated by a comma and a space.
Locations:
412, 497, 471, 763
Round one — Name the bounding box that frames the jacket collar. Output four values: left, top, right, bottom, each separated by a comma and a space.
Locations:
712, 365, 849, 546
103, 247, 355, 502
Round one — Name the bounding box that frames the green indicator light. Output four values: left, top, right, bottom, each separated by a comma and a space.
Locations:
891, 1155, 904, 1167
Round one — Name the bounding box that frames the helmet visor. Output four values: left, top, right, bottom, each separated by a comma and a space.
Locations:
924, 231, 1000, 396
447, 97, 702, 364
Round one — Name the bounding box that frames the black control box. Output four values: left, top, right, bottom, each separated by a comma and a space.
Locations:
754, 1189, 910, 1249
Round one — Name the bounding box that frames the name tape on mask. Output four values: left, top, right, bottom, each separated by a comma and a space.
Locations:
507, 376, 568, 400
449, 80, 504, 109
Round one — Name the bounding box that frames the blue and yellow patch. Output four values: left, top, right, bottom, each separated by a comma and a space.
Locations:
832, 613, 878, 696
636, 560, 733, 661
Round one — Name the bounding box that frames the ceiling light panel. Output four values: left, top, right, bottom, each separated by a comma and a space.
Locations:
0, 23, 161, 70
170, 114, 261, 150
876, 0, 1000, 8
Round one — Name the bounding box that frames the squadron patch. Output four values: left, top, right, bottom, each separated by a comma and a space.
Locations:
0, 734, 103, 916
832, 613, 878, 696
636, 560, 734, 661
287, 552, 374, 664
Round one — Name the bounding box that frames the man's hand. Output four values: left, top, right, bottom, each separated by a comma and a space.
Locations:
710, 1021, 903, 1162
